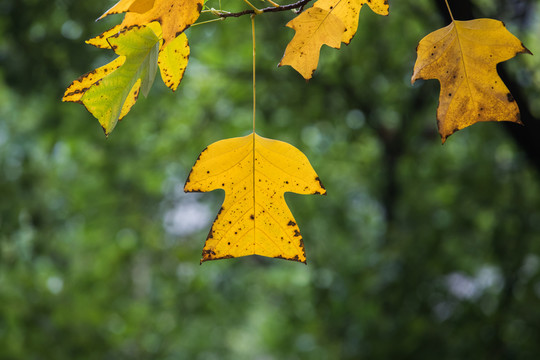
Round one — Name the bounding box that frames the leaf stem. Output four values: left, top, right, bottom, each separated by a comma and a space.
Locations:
243, 0, 263, 14
251, 14, 256, 134
444, 0, 455, 21
266, 0, 281, 7
251, 14, 257, 244
191, 17, 225, 26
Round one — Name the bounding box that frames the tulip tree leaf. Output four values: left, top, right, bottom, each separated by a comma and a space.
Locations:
184, 133, 326, 264
315, 0, 389, 45
279, 0, 389, 79
412, 18, 531, 143
63, 25, 160, 135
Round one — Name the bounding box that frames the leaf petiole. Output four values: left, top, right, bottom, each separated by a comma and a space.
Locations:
191, 17, 225, 26
266, 0, 281, 8
444, 0, 455, 21
242, 0, 263, 14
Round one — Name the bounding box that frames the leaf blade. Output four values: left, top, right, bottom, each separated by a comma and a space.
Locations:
279, 7, 346, 80
157, 32, 189, 91
67, 25, 161, 135
411, 18, 530, 142
185, 133, 326, 264
315, 0, 389, 44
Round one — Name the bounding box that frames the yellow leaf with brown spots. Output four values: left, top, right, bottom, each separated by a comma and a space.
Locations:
158, 32, 189, 91
279, 7, 346, 80
86, 25, 123, 49
315, 0, 389, 44
184, 133, 326, 264
411, 18, 531, 143
98, 0, 203, 48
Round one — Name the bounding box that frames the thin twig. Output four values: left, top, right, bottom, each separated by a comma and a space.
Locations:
217, 0, 313, 18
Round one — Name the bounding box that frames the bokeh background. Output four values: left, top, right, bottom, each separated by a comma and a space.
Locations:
1, 0, 540, 358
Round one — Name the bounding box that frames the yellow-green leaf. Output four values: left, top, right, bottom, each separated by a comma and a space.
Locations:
63, 25, 160, 135
315, 0, 389, 44
411, 18, 531, 143
184, 133, 326, 264
279, 7, 346, 79
63, 57, 125, 102
158, 32, 189, 91
98, 0, 203, 48
87, 21, 162, 50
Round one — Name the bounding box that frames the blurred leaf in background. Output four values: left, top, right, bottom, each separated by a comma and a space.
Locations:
1, 0, 540, 359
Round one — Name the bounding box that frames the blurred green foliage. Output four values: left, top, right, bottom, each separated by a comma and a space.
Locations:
1, 0, 540, 359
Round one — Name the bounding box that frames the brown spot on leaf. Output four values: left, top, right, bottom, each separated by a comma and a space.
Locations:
314, 176, 326, 193
202, 249, 216, 257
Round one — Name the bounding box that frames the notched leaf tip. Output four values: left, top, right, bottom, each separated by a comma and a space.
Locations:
520, 43, 533, 55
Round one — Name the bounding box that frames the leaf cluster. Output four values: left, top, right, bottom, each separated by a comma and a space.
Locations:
62, 0, 533, 263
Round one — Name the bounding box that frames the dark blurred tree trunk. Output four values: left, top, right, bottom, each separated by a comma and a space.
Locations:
433, 2, 539, 359
433, 0, 540, 173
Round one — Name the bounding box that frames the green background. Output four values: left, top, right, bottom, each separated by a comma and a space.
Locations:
1, 0, 540, 358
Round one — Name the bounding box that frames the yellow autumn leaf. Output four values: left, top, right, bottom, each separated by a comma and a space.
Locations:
315, 0, 389, 44
411, 18, 531, 143
184, 133, 326, 264
98, 0, 203, 48
85, 25, 124, 49
158, 32, 189, 91
279, 7, 346, 80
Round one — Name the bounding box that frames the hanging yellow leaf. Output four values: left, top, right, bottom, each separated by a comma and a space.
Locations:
315, 0, 389, 44
279, 7, 346, 80
98, 0, 203, 48
184, 133, 326, 264
411, 18, 531, 143
63, 25, 160, 135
